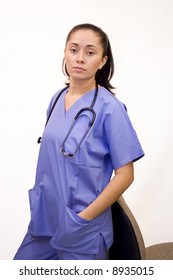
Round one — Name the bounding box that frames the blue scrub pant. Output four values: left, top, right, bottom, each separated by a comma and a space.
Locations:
13, 232, 107, 260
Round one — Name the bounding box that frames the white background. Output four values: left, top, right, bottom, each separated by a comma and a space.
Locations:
0, 0, 173, 260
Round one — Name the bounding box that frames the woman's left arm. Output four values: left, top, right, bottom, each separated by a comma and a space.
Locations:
78, 161, 134, 221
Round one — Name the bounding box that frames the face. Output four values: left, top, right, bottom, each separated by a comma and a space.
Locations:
64, 29, 107, 83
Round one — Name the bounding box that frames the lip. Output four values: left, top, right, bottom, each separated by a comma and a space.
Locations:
72, 66, 86, 71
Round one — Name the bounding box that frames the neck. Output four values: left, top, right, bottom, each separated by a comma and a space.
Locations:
68, 79, 96, 96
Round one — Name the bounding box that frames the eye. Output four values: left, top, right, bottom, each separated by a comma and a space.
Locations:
70, 48, 78, 54
87, 51, 95, 56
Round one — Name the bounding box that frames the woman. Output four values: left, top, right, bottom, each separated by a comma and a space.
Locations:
14, 23, 144, 260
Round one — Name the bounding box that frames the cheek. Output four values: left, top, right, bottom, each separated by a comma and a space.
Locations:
65, 55, 71, 65
90, 55, 103, 70
65, 51, 74, 63
89, 60, 101, 72
65, 56, 74, 72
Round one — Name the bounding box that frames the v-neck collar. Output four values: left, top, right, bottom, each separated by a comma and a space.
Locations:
62, 88, 96, 117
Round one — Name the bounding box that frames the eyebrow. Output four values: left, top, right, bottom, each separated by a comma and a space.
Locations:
69, 43, 97, 49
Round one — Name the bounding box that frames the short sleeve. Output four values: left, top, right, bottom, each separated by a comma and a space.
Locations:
104, 99, 144, 170
46, 91, 60, 119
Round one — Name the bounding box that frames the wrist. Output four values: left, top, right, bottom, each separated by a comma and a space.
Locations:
78, 210, 93, 221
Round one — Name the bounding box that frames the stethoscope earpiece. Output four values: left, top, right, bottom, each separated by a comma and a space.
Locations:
37, 137, 42, 144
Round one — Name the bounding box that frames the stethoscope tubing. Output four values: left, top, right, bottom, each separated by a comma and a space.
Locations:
38, 84, 98, 157
60, 107, 96, 157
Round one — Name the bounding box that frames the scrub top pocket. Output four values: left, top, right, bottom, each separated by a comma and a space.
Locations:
28, 187, 53, 236
28, 187, 41, 235
51, 207, 101, 254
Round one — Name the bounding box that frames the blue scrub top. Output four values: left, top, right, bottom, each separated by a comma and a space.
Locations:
28, 87, 144, 254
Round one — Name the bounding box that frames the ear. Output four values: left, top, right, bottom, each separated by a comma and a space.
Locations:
99, 56, 108, 69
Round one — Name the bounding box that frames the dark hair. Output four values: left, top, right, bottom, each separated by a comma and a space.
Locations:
62, 23, 115, 95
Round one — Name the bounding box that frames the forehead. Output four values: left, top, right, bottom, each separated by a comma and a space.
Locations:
67, 29, 101, 47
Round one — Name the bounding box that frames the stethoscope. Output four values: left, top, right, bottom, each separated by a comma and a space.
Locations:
37, 84, 98, 157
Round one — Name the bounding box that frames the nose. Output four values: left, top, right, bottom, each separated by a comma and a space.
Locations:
76, 50, 85, 63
